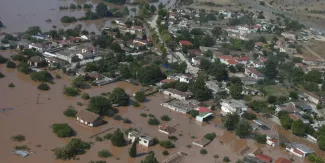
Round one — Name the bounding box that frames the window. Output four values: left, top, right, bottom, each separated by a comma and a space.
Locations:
143, 140, 147, 143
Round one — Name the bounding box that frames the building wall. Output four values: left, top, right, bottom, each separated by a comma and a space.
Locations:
163, 91, 186, 100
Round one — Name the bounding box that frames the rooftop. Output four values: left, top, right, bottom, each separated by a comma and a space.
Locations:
179, 40, 193, 46
192, 137, 212, 147
246, 67, 265, 77
290, 142, 314, 153
275, 157, 291, 163
76, 110, 101, 122
129, 130, 153, 141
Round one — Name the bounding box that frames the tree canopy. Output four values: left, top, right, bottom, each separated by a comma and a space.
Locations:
111, 128, 126, 147
141, 151, 159, 163
88, 96, 112, 116
222, 113, 240, 130
109, 88, 130, 106
236, 120, 252, 138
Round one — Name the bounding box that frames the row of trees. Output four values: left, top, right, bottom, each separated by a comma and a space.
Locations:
222, 113, 252, 138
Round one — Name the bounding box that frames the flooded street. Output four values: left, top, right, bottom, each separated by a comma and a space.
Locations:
0, 0, 176, 33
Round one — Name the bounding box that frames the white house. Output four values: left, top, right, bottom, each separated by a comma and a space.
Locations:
128, 131, 153, 147
245, 67, 265, 80
76, 49, 93, 60
220, 99, 247, 115
29, 43, 43, 52
249, 60, 265, 68
163, 88, 191, 100
76, 110, 102, 127
286, 143, 314, 158
266, 135, 279, 147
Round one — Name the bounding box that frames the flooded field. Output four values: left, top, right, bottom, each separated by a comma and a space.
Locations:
0, 0, 176, 33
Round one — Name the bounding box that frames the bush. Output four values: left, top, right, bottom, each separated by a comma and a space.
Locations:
103, 133, 113, 140
37, 83, 50, 90
11, 134, 25, 142
113, 115, 123, 120
63, 87, 80, 96
61, 16, 77, 23
77, 102, 83, 106
254, 134, 267, 144
56, 74, 61, 79
223, 156, 230, 162
81, 93, 90, 100
52, 123, 74, 138
123, 118, 132, 124
14, 145, 30, 150
308, 154, 324, 163
95, 136, 103, 141
187, 110, 199, 118
53, 138, 90, 160
204, 132, 216, 141
161, 115, 171, 121
0, 72, 4, 78
148, 114, 155, 117
133, 101, 140, 107
162, 150, 169, 156
135, 91, 146, 102
0, 55, 8, 63
8, 83, 15, 88
140, 113, 147, 117
63, 106, 78, 117
200, 149, 208, 155
148, 117, 160, 125
241, 112, 257, 120
6, 61, 16, 68
98, 149, 112, 158
111, 128, 126, 147
159, 140, 175, 148
30, 71, 53, 82
168, 136, 178, 141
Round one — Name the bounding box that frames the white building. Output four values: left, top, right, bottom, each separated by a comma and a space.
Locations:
128, 131, 153, 147
245, 67, 265, 80
220, 99, 247, 115
163, 88, 191, 100
76, 110, 102, 127
29, 43, 43, 52
286, 143, 314, 158
76, 48, 93, 60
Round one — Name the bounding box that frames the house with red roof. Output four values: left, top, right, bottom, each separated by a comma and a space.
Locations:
275, 157, 291, 163
198, 107, 212, 113
196, 107, 212, 122
286, 142, 314, 158
255, 154, 272, 163
219, 55, 249, 65
179, 40, 193, 47
245, 67, 265, 80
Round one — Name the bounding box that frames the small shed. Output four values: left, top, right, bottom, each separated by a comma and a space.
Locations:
76, 110, 102, 127
192, 137, 212, 148
13, 150, 29, 157
196, 112, 213, 122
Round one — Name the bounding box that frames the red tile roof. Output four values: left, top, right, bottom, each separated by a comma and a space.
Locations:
293, 149, 304, 155
227, 59, 238, 65
289, 114, 300, 121
219, 55, 233, 60
179, 40, 193, 46
255, 154, 272, 163
199, 107, 212, 113
246, 67, 265, 77
275, 157, 291, 163
239, 56, 248, 61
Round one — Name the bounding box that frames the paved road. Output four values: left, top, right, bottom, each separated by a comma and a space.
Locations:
175, 52, 199, 76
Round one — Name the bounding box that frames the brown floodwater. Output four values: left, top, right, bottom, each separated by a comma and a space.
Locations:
0, 0, 176, 33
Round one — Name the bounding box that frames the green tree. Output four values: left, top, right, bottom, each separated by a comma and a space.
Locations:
98, 149, 112, 158
267, 95, 277, 104
141, 151, 159, 163
212, 27, 222, 37
63, 105, 78, 117
292, 120, 306, 136
53, 138, 90, 160
135, 91, 146, 102
289, 91, 298, 100
63, 87, 80, 96
111, 128, 125, 147
223, 113, 240, 130
189, 73, 210, 101
81, 93, 90, 100
208, 61, 228, 81
304, 70, 322, 83
264, 57, 277, 80
236, 120, 252, 138
6, 61, 16, 68
30, 71, 53, 82
72, 76, 88, 89
149, 5, 156, 13
199, 58, 211, 71
229, 83, 243, 99
88, 96, 111, 116
37, 83, 50, 90
109, 88, 130, 106
255, 134, 267, 144
129, 138, 137, 158
317, 135, 325, 151
96, 2, 108, 17
159, 140, 175, 148
280, 115, 293, 130
52, 123, 74, 138
0, 55, 8, 63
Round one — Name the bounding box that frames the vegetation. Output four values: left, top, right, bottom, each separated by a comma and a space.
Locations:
200, 149, 208, 155
255, 134, 267, 144
162, 150, 169, 156
187, 110, 199, 118
8, 83, 15, 88
103, 133, 113, 140
81, 93, 90, 100
111, 128, 126, 147
135, 91, 146, 102
223, 156, 231, 162
189, 73, 211, 101
236, 120, 252, 138
72, 76, 89, 89
11, 134, 25, 142
52, 123, 74, 138
37, 83, 50, 90
148, 117, 160, 125
0, 55, 8, 63
63, 87, 80, 96
6, 61, 16, 68
87, 96, 112, 116
204, 132, 216, 141
98, 149, 112, 158
61, 16, 77, 23
168, 136, 178, 141
133, 101, 140, 107
109, 88, 130, 106
141, 151, 159, 163
129, 138, 137, 158
308, 154, 324, 163
159, 140, 175, 148
222, 113, 240, 130
30, 71, 53, 82
161, 115, 171, 121
0, 72, 4, 78
53, 138, 90, 160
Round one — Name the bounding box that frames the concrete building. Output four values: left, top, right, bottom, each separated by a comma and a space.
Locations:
245, 67, 265, 80
27, 56, 45, 67
128, 131, 153, 147
161, 99, 196, 114
221, 99, 247, 115
28, 43, 44, 52
158, 124, 176, 135
192, 137, 212, 148
76, 110, 102, 127
163, 88, 191, 100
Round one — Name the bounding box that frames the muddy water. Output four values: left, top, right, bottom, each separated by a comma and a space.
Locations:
0, 0, 176, 33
